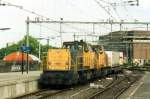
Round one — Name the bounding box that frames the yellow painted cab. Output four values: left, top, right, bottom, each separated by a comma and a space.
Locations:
83, 51, 96, 69
97, 51, 108, 69
47, 49, 71, 71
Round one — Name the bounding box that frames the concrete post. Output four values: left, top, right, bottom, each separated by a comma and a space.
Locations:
26, 17, 29, 74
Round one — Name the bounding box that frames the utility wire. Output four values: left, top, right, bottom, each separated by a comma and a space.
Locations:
33, 23, 60, 33
1, 0, 124, 38
1, 0, 54, 20
34, 22, 94, 37
123, 6, 135, 20
66, 0, 101, 20
98, 0, 121, 20
98, 0, 110, 4
97, 0, 138, 20
1, 0, 94, 36
94, 0, 116, 20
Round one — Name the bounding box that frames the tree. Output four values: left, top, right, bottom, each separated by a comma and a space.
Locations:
0, 36, 53, 60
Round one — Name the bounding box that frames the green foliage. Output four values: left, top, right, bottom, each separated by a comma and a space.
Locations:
0, 44, 19, 59
0, 36, 53, 60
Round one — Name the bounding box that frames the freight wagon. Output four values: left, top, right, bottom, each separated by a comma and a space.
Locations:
105, 51, 123, 73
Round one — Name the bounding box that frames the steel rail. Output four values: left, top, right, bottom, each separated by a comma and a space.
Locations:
89, 74, 141, 99
114, 76, 141, 98
12, 89, 48, 99
88, 77, 128, 99
38, 88, 70, 99
12, 88, 70, 99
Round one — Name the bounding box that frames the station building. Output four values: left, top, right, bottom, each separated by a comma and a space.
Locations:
99, 30, 150, 66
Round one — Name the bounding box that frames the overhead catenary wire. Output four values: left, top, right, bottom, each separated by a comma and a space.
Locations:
2, 0, 134, 35
110, 5, 121, 20
93, 0, 116, 20
98, 0, 122, 20
97, 0, 139, 21
1, 0, 100, 45
1, 0, 142, 43
1, 0, 92, 34
33, 23, 60, 33
1, 0, 54, 20
66, 0, 101, 20
123, 5, 136, 20
33, 21, 107, 38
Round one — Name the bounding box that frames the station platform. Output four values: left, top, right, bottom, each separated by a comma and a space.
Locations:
0, 71, 42, 98
119, 72, 150, 99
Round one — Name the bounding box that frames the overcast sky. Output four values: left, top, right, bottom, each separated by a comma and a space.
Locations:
0, 0, 150, 48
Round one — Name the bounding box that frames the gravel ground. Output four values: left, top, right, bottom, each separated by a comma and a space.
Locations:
18, 70, 143, 99
47, 75, 123, 99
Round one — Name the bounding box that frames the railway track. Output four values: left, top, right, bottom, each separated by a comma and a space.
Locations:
124, 66, 150, 71
11, 71, 142, 99
12, 76, 116, 99
12, 88, 70, 99
88, 74, 141, 99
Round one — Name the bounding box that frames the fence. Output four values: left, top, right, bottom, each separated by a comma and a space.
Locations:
0, 61, 40, 72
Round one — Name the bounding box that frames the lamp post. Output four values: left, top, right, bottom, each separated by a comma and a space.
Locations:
36, 37, 55, 60
0, 27, 11, 57
60, 18, 63, 47
26, 17, 30, 74
0, 28, 11, 31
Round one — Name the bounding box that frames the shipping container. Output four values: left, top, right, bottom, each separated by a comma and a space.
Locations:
105, 51, 121, 67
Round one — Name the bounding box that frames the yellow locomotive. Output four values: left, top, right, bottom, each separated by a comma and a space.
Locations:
38, 40, 121, 86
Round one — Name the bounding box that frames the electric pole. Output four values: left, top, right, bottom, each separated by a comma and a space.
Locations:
26, 17, 30, 74
60, 18, 63, 47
